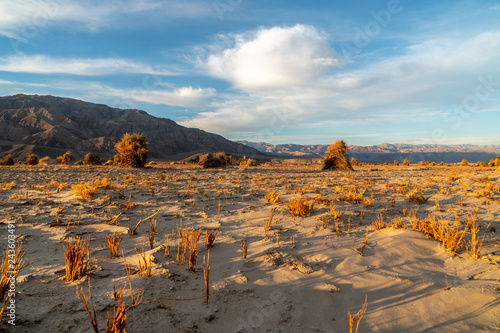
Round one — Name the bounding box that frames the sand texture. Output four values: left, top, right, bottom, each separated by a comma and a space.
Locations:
0, 163, 499, 332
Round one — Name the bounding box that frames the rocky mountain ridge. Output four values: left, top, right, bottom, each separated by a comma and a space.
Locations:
0, 94, 263, 161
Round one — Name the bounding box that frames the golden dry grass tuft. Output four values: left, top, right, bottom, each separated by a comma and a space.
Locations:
0, 244, 26, 323
264, 190, 282, 204
286, 198, 314, 217
372, 214, 387, 231
106, 233, 123, 257
72, 182, 97, 200
64, 237, 89, 282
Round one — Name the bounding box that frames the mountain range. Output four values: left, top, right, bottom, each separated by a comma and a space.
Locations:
0, 94, 262, 161
238, 141, 500, 164
1, 94, 498, 164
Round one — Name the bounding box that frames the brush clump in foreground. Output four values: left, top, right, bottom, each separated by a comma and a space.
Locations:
0, 161, 499, 332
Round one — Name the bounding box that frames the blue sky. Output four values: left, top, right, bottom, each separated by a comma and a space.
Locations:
1, 0, 499, 146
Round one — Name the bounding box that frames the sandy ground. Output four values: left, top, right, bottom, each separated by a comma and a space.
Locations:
0, 163, 499, 332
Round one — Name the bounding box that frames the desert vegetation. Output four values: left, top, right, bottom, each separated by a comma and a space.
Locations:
0, 158, 499, 332
114, 133, 149, 168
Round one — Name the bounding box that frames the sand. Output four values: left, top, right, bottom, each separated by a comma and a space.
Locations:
0, 163, 499, 332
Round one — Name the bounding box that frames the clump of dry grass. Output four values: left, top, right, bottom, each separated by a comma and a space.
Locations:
466, 212, 489, 259
198, 153, 228, 168
264, 190, 282, 204
372, 214, 387, 231
286, 198, 314, 217
72, 182, 97, 200
0, 244, 26, 323
391, 217, 406, 229
186, 229, 202, 271
410, 213, 467, 254
64, 237, 89, 282
106, 233, 123, 257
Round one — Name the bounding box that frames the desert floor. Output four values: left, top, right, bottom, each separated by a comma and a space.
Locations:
0, 163, 499, 332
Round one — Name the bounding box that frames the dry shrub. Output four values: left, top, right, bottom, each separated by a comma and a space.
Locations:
83, 153, 101, 165
286, 198, 314, 217
26, 154, 39, 165
0, 155, 15, 166
57, 151, 74, 165
321, 140, 353, 171
239, 157, 260, 166
114, 133, 149, 168
72, 182, 97, 200
406, 191, 430, 204
403, 158, 411, 166
198, 153, 227, 168
64, 237, 89, 282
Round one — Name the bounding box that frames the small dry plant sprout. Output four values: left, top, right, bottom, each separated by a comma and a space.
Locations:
128, 209, 160, 235
349, 295, 368, 333
136, 245, 153, 277
205, 230, 218, 248
64, 237, 89, 282
106, 233, 123, 257
186, 229, 202, 271
203, 251, 210, 304
77, 280, 127, 333
240, 235, 248, 259
467, 212, 490, 259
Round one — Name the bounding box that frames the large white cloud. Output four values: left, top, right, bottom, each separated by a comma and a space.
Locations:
183, 29, 500, 139
204, 24, 342, 90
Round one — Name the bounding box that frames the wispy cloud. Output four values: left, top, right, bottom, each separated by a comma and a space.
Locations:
0, 0, 215, 40
0, 54, 177, 76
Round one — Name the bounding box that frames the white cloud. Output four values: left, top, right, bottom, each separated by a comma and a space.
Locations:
0, 54, 176, 76
0, 0, 214, 39
184, 28, 500, 139
204, 24, 342, 90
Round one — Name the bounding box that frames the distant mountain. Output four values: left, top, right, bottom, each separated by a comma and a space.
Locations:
0, 94, 263, 161
238, 141, 500, 164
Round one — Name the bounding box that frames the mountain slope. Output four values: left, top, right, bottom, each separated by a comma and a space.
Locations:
0, 94, 263, 161
238, 141, 500, 164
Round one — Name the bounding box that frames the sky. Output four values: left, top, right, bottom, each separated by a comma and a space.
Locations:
1, 0, 500, 146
